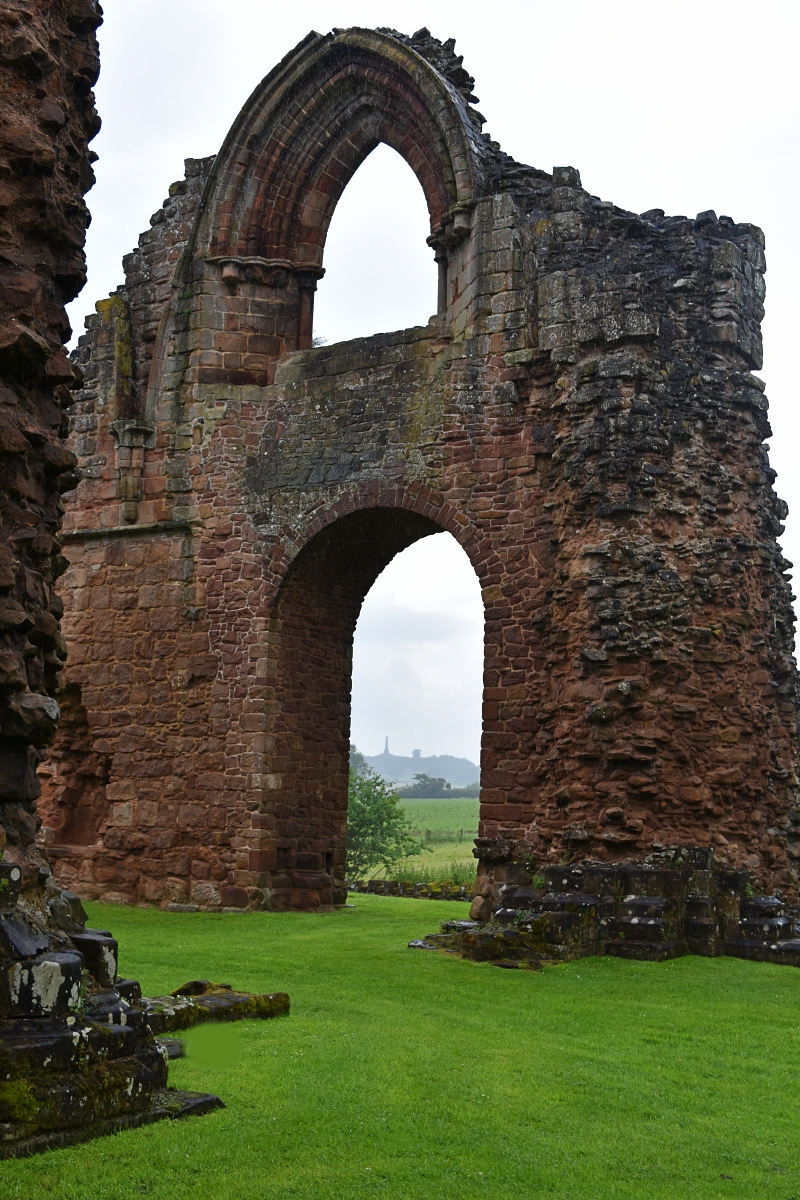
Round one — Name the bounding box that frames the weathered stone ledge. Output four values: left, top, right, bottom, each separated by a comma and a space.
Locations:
0, 1087, 223, 1161
410, 850, 800, 970
60, 519, 197, 541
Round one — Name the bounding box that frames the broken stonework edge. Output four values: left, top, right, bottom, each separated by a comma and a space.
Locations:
142, 979, 289, 1036
410, 853, 800, 971
0, 1089, 224, 1161
142, 979, 290, 1034
158, 1036, 185, 1059
0, 978, 287, 1157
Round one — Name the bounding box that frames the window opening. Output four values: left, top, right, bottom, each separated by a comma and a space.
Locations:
313, 143, 437, 346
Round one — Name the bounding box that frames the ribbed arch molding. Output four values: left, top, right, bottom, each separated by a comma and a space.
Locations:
195, 28, 484, 265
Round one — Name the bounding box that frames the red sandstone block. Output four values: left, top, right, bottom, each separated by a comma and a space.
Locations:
249, 849, 277, 872
214, 332, 248, 354
177, 804, 206, 829
159, 854, 191, 885
240, 713, 267, 732
197, 772, 225, 792
149, 609, 179, 633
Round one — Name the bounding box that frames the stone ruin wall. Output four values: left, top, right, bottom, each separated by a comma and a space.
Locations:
0, 0, 179, 1153
0, 15, 298, 1156
35, 156, 222, 905
0, 0, 102, 924
37, 27, 800, 912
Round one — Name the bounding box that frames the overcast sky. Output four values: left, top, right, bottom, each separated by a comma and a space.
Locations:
71, 1, 799, 764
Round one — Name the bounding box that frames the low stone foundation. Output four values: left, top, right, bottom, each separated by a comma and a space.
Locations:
349, 879, 473, 901
412, 848, 800, 970
0, 870, 289, 1158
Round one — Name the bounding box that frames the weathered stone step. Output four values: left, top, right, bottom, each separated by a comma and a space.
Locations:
0, 951, 83, 1020
621, 895, 672, 917
0, 1087, 224, 1161
71, 930, 118, 988
0, 1018, 147, 1075
535, 892, 615, 913
740, 896, 785, 919
723, 938, 800, 964
141, 980, 290, 1034
614, 916, 672, 942
686, 916, 720, 938
493, 907, 523, 925
498, 887, 543, 909
738, 916, 792, 939
605, 939, 687, 962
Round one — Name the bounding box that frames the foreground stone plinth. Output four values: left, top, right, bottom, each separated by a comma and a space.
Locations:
1, 1077, 224, 1161
0, 881, 289, 1158
1, 971, 289, 1158
412, 848, 800, 970
0, 0, 292, 1156
0, 981, 217, 1159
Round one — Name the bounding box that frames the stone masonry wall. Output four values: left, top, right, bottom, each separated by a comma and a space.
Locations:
0, 0, 102, 916
38, 27, 800, 911
0, 4, 285, 1157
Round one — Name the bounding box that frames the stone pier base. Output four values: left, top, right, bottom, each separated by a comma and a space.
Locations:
413, 848, 800, 970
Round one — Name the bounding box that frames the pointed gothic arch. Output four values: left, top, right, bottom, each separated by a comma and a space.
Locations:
144, 27, 488, 420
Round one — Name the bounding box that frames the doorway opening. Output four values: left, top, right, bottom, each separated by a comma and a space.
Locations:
349, 531, 484, 885
268, 512, 484, 905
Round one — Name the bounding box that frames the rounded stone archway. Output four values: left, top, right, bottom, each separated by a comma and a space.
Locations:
41, 27, 800, 910
266, 506, 465, 908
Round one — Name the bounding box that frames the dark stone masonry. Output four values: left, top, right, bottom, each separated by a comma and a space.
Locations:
0, 1, 286, 1158
40, 26, 800, 917
417, 850, 800, 970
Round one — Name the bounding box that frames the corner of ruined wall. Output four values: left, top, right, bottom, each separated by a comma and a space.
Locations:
471, 167, 799, 897
62, 156, 214, 535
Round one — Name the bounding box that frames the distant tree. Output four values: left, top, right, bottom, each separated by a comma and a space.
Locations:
397, 773, 452, 798
349, 743, 369, 777
346, 766, 426, 879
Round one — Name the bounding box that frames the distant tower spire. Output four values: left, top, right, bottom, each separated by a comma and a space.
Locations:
384, 736, 389, 755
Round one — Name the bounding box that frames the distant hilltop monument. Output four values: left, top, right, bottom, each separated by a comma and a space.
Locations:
364, 739, 479, 787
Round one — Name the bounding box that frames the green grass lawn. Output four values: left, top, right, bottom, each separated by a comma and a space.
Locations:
6, 896, 800, 1199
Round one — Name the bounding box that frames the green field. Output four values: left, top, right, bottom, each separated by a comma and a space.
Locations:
378, 798, 480, 880
372, 839, 477, 883
6, 898, 800, 1199
399, 797, 480, 833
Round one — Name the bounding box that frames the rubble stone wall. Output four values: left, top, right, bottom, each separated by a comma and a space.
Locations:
0, 0, 101, 910
39, 26, 800, 911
